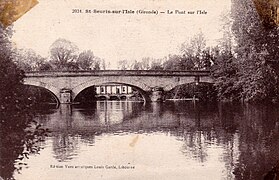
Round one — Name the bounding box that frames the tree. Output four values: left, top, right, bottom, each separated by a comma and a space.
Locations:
150, 58, 164, 70
0, 25, 25, 110
101, 59, 106, 70
163, 54, 182, 70
231, 0, 279, 102
141, 57, 151, 70
180, 32, 213, 70
117, 60, 130, 70
212, 1, 279, 102
92, 56, 102, 70
76, 50, 95, 70
38, 62, 53, 71
130, 60, 143, 70
13, 48, 46, 71
181, 32, 205, 53
210, 10, 240, 101
49, 38, 79, 70
212, 47, 241, 101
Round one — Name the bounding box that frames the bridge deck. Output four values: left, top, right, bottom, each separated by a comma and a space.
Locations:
25, 70, 211, 77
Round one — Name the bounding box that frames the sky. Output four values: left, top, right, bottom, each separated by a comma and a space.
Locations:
12, 0, 231, 69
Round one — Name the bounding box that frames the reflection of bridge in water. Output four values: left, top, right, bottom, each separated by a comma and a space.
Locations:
38, 101, 219, 134
10, 101, 279, 180
36, 101, 238, 170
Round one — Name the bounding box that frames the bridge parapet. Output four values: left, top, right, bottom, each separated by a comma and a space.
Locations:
25, 70, 211, 77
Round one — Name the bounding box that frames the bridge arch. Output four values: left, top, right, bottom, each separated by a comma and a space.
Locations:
119, 96, 127, 100
166, 81, 214, 92
72, 80, 150, 102
71, 76, 150, 95
163, 77, 214, 91
97, 95, 109, 101
23, 80, 61, 104
166, 81, 215, 101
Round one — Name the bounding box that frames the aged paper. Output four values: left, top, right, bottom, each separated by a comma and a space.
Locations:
1, 0, 279, 180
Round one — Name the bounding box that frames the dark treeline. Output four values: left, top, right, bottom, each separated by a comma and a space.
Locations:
216, 0, 279, 103
0, 24, 50, 179
0, 25, 26, 111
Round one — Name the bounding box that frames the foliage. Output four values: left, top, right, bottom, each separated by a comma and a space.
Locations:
0, 25, 50, 179
230, 0, 279, 103
180, 32, 213, 70
117, 57, 164, 70
0, 111, 49, 180
150, 58, 164, 70
13, 48, 46, 71
0, 25, 27, 111
140, 57, 151, 70
129, 60, 140, 70
77, 50, 101, 70
49, 38, 79, 70
38, 61, 53, 71
119, 32, 214, 72
212, 49, 241, 101
12, 38, 107, 71
163, 54, 183, 70
211, 0, 279, 103
117, 60, 129, 70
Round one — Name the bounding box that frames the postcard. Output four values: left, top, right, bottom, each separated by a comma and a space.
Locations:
1, 0, 279, 180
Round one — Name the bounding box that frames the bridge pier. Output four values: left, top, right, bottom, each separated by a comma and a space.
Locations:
149, 87, 165, 102
60, 89, 72, 104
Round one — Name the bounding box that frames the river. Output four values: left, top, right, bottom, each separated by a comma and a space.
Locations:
1, 101, 279, 180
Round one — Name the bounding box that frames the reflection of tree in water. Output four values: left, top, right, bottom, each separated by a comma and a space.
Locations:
0, 112, 49, 180
180, 131, 208, 163
232, 104, 279, 180
192, 102, 279, 179
35, 101, 279, 179
79, 133, 99, 145
172, 102, 239, 177
52, 133, 80, 162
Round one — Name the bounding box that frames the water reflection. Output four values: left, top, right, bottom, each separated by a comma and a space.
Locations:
2, 101, 279, 179
0, 111, 49, 180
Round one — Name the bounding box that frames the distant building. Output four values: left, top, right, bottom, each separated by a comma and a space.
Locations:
95, 84, 135, 100
95, 85, 133, 95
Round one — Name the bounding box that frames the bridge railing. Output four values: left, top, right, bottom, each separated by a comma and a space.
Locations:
24, 70, 211, 77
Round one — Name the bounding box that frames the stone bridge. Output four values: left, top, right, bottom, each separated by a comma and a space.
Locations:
23, 70, 213, 103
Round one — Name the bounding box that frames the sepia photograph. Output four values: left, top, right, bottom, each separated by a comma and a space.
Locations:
1, 0, 279, 179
